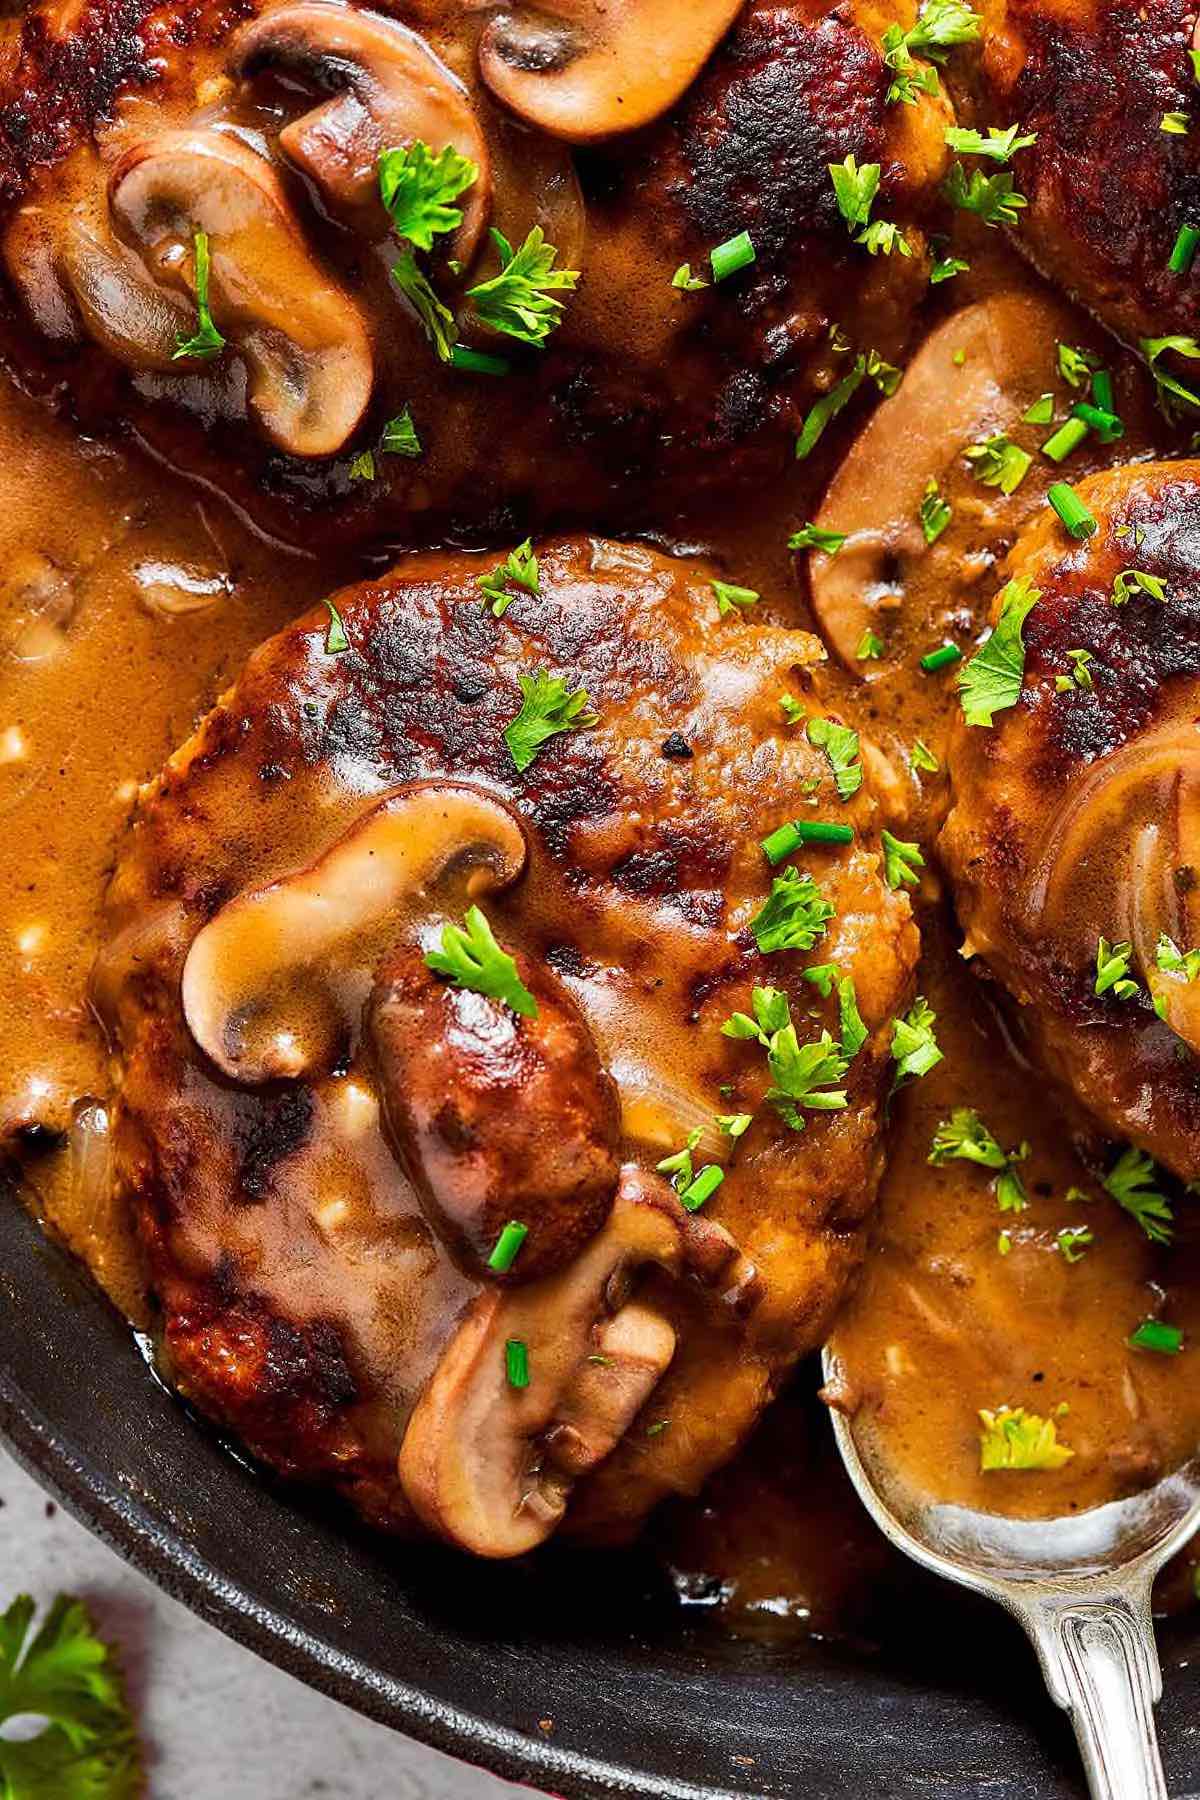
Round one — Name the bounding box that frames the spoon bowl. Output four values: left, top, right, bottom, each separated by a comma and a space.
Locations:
822, 1346, 1200, 1800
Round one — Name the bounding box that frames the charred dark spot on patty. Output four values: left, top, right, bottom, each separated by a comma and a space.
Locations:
236, 1085, 315, 1202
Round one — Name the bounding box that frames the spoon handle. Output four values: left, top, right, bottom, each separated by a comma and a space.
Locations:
1012, 1588, 1167, 1800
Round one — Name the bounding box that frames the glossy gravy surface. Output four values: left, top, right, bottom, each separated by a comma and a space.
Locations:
1, 42, 1199, 1630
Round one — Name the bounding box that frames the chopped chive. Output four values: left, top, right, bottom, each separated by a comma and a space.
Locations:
679, 1164, 725, 1212
761, 819, 855, 864
505, 1337, 530, 1388
920, 642, 963, 673
1041, 416, 1090, 462
1127, 1318, 1184, 1355
711, 230, 756, 282
1047, 481, 1098, 539
1170, 223, 1200, 273
1071, 400, 1124, 442
1091, 369, 1115, 414
1023, 392, 1054, 424
488, 1219, 528, 1272
450, 343, 512, 376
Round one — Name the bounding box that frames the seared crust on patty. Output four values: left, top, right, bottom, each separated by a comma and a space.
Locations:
941, 462, 1200, 1179
96, 536, 917, 1542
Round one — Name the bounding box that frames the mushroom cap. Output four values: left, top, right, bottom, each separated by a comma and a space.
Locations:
181, 781, 528, 1084
108, 127, 374, 457
369, 940, 621, 1282
478, 0, 746, 143
231, 3, 492, 261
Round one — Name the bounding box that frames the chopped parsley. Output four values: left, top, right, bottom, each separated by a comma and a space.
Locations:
1103, 1146, 1174, 1244
503, 671, 597, 772
1056, 1226, 1094, 1264
1095, 936, 1139, 999
912, 737, 940, 772
964, 433, 1031, 493
1128, 1318, 1184, 1355
722, 985, 793, 1045
348, 449, 376, 482
173, 229, 226, 361
391, 248, 456, 362
378, 142, 479, 251
957, 575, 1040, 727
839, 975, 869, 1058
858, 220, 913, 257
765, 1026, 850, 1130
779, 693, 807, 725
944, 123, 1036, 161
1139, 333, 1200, 421
890, 997, 943, 1089
478, 539, 539, 616
829, 156, 881, 230
920, 478, 952, 543
1157, 933, 1200, 981
672, 263, 709, 291
929, 1107, 1007, 1168
426, 905, 537, 1017
0, 1593, 141, 1798
749, 867, 836, 954
856, 629, 885, 660
321, 597, 349, 653
789, 522, 847, 555
1023, 392, 1055, 424
1162, 111, 1190, 134
807, 716, 863, 799
466, 227, 580, 347
712, 578, 760, 617
944, 163, 1027, 227
795, 358, 867, 459
882, 0, 981, 103
1112, 568, 1166, 605
930, 250, 970, 283
1054, 647, 1094, 692
978, 1405, 1074, 1471
381, 408, 422, 458
881, 830, 924, 890
1057, 342, 1099, 388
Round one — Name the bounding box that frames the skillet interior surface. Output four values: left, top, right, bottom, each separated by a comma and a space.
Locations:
3, 1185, 1199, 1799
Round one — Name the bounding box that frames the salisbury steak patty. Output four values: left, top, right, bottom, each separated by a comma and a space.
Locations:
941, 462, 1200, 1181
94, 536, 916, 1552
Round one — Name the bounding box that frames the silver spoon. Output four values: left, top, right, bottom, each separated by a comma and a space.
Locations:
821, 1347, 1200, 1800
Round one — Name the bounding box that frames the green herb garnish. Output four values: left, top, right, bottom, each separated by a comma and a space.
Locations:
765, 1026, 850, 1130
1128, 1319, 1184, 1354
979, 1406, 1074, 1471
890, 997, 943, 1089
0, 1593, 141, 1798
478, 539, 539, 616
503, 671, 596, 772
173, 229, 226, 361
1103, 1146, 1174, 1244
466, 227, 580, 347
944, 123, 1036, 161
426, 905, 537, 1017
965, 433, 1031, 493
378, 142, 478, 250
807, 716, 863, 800
920, 478, 952, 542
381, 408, 422, 458
944, 164, 1027, 226
749, 867, 836, 954
321, 597, 350, 653
881, 830, 924, 891
488, 1220, 529, 1271
712, 579, 760, 617
506, 1337, 530, 1387
957, 575, 1040, 727
789, 523, 847, 555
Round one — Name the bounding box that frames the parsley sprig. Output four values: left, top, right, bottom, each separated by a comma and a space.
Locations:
944, 163, 1027, 227
0, 1593, 141, 1798
944, 123, 1036, 162
890, 997, 943, 1090
978, 1406, 1074, 1471
957, 576, 1040, 727
1095, 936, 1139, 1000
425, 905, 537, 1017
749, 868, 836, 954
882, 0, 981, 104
479, 539, 539, 616
807, 716, 863, 799
378, 142, 479, 252
1103, 1146, 1174, 1244
466, 227, 580, 348
503, 670, 597, 772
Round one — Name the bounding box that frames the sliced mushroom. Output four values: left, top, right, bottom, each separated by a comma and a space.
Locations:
810, 293, 1076, 671
398, 1166, 761, 1556
181, 782, 527, 1083
231, 4, 491, 258
108, 128, 373, 456
478, 0, 745, 142
369, 941, 621, 1281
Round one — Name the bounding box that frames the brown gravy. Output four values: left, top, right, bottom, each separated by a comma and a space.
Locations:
1, 9, 1199, 1634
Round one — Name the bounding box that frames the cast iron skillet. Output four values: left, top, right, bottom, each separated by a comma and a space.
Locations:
2, 1189, 1198, 1799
